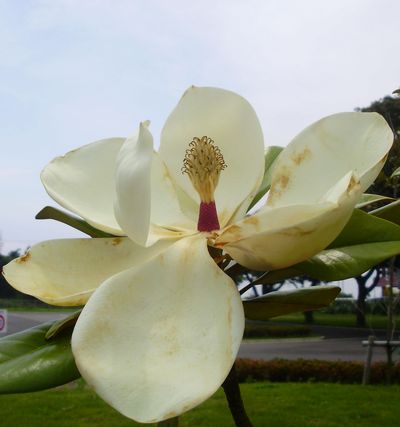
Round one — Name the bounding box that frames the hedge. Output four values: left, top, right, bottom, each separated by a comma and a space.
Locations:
235, 358, 400, 384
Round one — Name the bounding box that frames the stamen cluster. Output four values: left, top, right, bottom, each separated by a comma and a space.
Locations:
182, 136, 227, 203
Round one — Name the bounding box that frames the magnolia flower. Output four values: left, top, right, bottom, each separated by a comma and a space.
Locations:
4, 87, 392, 423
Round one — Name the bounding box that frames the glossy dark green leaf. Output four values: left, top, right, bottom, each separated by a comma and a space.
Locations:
328, 209, 400, 248
243, 286, 340, 320
0, 322, 80, 393
295, 241, 400, 281
370, 199, 400, 225
36, 206, 114, 238
293, 209, 400, 280
248, 146, 283, 209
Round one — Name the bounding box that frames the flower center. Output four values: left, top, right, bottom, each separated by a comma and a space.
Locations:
182, 136, 226, 232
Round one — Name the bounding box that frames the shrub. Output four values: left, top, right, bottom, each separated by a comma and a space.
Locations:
235, 358, 400, 384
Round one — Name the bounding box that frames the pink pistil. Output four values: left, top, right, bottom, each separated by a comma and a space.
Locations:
198, 201, 220, 232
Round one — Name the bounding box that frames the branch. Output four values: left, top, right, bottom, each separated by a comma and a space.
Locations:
222, 364, 253, 427
238, 267, 299, 295
363, 268, 376, 281
366, 269, 382, 293
224, 262, 248, 278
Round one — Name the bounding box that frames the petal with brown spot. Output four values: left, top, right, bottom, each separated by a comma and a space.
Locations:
3, 237, 177, 306
72, 234, 244, 422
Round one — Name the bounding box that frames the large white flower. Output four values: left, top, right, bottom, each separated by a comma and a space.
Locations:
3, 87, 393, 422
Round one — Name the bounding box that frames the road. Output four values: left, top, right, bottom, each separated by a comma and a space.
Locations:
238, 337, 389, 362
0, 311, 66, 336
0, 311, 394, 362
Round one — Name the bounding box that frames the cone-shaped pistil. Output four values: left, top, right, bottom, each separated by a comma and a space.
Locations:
182, 136, 226, 232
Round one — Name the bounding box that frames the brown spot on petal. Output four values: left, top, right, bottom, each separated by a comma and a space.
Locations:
277, 173, 290, 189
347, 175, 360, 194
243, 215, 260, 229
279, 227, 315, 237
291, 147, 311, 165
268, 170, 291, 204
16, 252, 31, 263
112, 237, 122, 246
216, 225, 243, 246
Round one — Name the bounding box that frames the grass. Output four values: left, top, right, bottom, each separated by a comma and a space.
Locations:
270, 312, 389, 329
0, 382, 399, 426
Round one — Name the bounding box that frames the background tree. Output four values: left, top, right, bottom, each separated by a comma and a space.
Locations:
353, 94, 400, 326
358, 95, 400, 197
0, 249, 21, 299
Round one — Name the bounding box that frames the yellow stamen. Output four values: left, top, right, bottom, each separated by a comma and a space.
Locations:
181, 136, 227, 203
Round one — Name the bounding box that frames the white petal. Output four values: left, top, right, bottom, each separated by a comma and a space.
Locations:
267, 112, 393, 207
114, 123, 196, 246
150, 153, 197, 231
160, 86, 265, 227
214, 172, 361, 270
114, 122, 153, 245
3, 237, 176, 306
41, 137, 125, 235
71, 234, 244, 423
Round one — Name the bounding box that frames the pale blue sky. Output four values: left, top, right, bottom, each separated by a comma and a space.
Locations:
1, 0, 400, 253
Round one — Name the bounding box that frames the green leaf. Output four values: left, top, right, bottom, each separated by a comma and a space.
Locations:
36, 206, 114, 238
243, 285, 340, 320
370, 199, 400, 225
328, 209, 400, 248
0, 322, 80, 393
356, 193, 394, 209
391, 167, 400, 178
293, 209, 400, 280
45, 310, 81, 340
248, 146, 283, 210
295, 242, 400, 281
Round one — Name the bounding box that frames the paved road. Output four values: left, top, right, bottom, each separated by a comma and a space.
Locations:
238, 337, 389, 362
0, 311, 395, 362
0, 311, 66, 336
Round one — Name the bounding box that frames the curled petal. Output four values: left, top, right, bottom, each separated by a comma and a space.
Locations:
160, 86, 265, 227
114, 122, 153, 245
41, 138, 126, 235
114, 122, 196, 246
3, 237, 176, 306
267, 112, 393, 207
214, 172, 361, 270
71, 234, 244, 423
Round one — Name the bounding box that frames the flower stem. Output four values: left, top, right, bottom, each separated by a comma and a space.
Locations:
222, 363, 253, 427
157, 417, 179, 427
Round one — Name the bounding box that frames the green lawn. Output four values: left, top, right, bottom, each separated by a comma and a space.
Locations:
0, 382, 399, 426
270, 312, 389, 329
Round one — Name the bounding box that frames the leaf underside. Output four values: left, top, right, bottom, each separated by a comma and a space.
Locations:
0, 321, 80, 394
243, 285, 340, 320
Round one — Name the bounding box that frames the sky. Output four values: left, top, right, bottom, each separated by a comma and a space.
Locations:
1, 0, 400, 255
